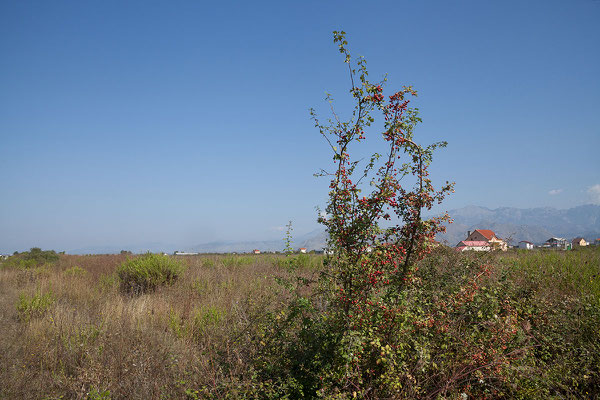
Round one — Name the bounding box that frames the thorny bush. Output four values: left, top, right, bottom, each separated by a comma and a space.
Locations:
239, 32, 597, 400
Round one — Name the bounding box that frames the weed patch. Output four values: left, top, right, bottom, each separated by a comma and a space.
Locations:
64, 265, 87, 277
117, 253, 183, 294
16, 290, 54, 322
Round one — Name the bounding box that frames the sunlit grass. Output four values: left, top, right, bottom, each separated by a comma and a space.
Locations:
0, 249, 597, 398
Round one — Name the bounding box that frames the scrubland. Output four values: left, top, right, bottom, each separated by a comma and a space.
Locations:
0, 247, 598, 399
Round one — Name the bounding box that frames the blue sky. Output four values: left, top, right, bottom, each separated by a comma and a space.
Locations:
1, 0, 599, 252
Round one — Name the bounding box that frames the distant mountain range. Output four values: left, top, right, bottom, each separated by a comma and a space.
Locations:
436, 204, 600, 246
68, 205, 600, 254
185, 204, 600, 252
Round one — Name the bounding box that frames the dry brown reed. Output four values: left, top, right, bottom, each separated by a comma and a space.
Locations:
0, 253, 303, 399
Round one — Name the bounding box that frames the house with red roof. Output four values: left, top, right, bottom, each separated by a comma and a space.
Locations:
456, 229, 507, 251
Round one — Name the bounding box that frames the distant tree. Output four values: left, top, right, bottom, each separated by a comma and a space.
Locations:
5, 247, 59, 268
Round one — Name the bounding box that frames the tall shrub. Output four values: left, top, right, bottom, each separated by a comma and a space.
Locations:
117, 253, 183, 294
314, 30, 454, 306
307, 30, 455, 397
248, 32, 455, 399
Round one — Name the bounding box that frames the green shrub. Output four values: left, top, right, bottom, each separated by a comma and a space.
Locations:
116, 253, 183, 294
64, 265, 87, 277
276, 254, 323, 270
16, 291, 54, 322
4, 247, 59, 269
222, 255, 254, 267
87, 386, 111, 400
99, 273, 119, 292
202, 258, 215, 268
168, 305, 225, 339
192, 305, 225, 331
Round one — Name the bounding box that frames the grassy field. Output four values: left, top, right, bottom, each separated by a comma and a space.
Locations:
0, 248, 598, 399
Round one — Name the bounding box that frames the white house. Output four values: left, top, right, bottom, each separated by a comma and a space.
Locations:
545, 237, 568, 249
173, 251, 199, 256
518, 241, 534, 250
455, 240, 490, 252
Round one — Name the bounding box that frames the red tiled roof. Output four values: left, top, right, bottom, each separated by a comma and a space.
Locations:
474, 229, 496, 240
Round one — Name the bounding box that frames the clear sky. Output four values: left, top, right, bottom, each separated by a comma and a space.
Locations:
1, 0, 599, 253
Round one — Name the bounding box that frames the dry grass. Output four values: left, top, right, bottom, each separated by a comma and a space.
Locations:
4, 249, 597, 399
0, 253, 309, 399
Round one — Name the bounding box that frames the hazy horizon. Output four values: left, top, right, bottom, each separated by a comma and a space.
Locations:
2, 203, 599, 254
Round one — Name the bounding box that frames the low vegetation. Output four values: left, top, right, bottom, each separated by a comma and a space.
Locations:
116, 253, 184, 294
0, 248, 598, 399
16, 290, 54, 322
3, 247, 60, 269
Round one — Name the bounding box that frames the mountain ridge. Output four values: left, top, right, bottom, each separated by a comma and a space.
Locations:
437, 204, 600, 246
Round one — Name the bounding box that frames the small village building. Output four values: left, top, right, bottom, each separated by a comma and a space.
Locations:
545, 237, 568, 249
252, 249, 261, 255
456, 240, 490, 252
299, 248, 307, 254
518, 241, 535, 250
459, 229, 507, 251
572, 237, 588, 247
